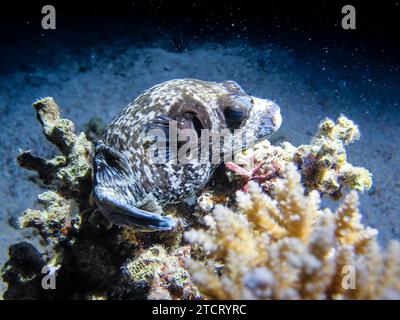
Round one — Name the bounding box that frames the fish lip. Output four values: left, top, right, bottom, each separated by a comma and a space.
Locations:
271, 107, 282, 132
249, 97, 282, 134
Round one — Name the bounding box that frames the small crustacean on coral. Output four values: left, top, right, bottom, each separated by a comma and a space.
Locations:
224, 140, 286, 194
227, 115, 372, 200
225, 158, 281, 193
184, 164, 400, 300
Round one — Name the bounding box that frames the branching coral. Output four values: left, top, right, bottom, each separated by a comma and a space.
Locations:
184, 164, 400, 300
2, 98, 395, 301
2, 97, 197, 300
14, 98, 93, 253
17, 97, 94, 196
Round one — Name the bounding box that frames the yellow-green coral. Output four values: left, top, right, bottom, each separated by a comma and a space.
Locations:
124, 245, 200, 299
19, 191, 80, 245
17, 97, 94, 194
294, 115, 372, 198
16, 98, 93, 245
6, 97, 198, 300
184, 164, 399, 300
229, 115, 372, 199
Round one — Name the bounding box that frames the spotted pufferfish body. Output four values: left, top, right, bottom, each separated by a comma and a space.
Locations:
93, 79, 282, 231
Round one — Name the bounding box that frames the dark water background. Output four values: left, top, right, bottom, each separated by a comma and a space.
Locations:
0, 0, 399, 293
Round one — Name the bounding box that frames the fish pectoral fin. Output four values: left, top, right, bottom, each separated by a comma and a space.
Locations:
94, 188, 176, 231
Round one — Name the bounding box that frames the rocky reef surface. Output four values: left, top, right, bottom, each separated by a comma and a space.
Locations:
1, 98, 398, 299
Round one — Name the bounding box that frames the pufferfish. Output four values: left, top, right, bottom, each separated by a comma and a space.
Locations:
92, 79, 282, 231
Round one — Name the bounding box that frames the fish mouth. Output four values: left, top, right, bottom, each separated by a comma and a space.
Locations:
250, 97, 282, 137
254, 106, 282, 141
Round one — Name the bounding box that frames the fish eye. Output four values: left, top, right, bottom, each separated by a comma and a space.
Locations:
224, 107, 245, 130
